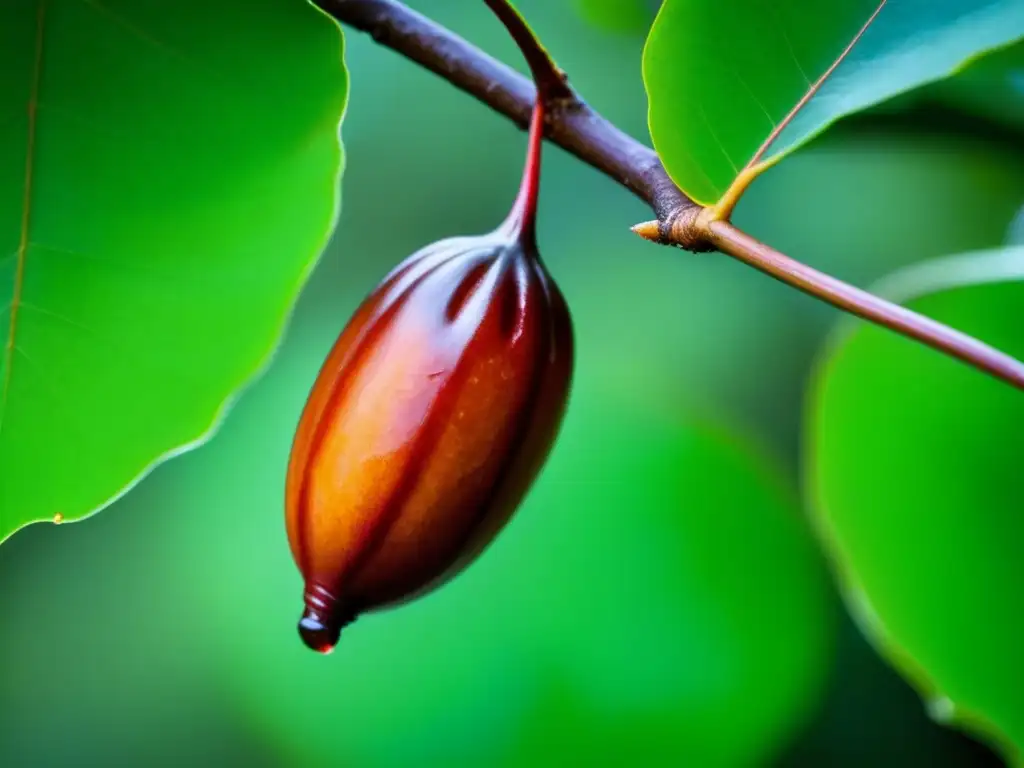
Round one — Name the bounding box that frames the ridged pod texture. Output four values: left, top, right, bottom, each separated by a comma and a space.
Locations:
285, 105, 574, 652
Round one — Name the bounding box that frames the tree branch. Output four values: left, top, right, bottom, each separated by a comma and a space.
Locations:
707, 222, 1024, 386
314, 0, 1024, 392
314, 0, 704, 247
480, 0, 573, 104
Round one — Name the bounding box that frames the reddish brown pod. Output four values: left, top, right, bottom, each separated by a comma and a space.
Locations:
284, 103, 574, 653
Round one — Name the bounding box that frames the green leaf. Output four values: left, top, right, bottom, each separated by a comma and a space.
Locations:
0, 1, 347, 543
1010, 207, 1024, 245
140, 343, 834, 765
643, 0, 1024, 206
931, 39, 1024, 132
490, 396, 835, 766
807, 245, 1024, 763
573, 0, 655, 34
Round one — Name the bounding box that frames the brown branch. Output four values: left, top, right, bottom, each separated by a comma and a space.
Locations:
480, 0, 573, 104
314, 0, 1024, 392
313, 0, 704, 246
708, 222, 1024, 391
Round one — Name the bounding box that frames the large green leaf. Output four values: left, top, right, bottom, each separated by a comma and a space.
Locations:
0, 1, 346, 543
643, 0, 1024, 205
807, 246, 1024, 763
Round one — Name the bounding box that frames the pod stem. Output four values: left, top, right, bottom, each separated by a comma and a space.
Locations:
500, 100, 545, 246
483, 0, 564, 248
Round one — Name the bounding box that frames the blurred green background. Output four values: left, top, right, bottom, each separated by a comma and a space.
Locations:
1, 2, 1021, 766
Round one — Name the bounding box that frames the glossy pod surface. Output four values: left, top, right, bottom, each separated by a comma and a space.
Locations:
285, 105, 574, 653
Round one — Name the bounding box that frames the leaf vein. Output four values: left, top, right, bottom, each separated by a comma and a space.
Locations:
78, 0, 232, 86
765, 1, 813, 87
696, 103, 739, 176
0, 0, 48, 443
745, 0, 888, 170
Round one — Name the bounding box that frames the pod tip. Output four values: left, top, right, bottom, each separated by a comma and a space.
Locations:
298, 582, 354, 654
298, 611, 342, 654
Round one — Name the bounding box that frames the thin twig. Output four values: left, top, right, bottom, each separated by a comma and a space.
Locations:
313, 0, 701, 242
707, 221, 1024, 390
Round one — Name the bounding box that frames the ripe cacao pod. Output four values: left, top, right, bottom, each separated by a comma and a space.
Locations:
285, 104, 574, 653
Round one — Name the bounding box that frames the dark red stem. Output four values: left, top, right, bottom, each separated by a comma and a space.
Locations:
500, 101, 545, 244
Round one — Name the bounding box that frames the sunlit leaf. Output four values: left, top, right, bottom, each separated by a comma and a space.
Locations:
807, 246, 1024, 762
0, 0, 347, 543
643, 0, 1024, 205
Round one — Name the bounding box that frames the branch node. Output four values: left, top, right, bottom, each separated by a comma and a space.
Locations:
631, 205, 712, 252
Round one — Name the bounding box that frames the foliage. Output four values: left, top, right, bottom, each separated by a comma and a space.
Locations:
0, 0, 1022, 765
0, 0, 347, 543
932, 40, 1024, 132
644, 0, 1024, 205
809, 246, 1024, 762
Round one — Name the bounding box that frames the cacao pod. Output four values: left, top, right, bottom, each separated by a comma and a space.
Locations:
285, 104, 574, 652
